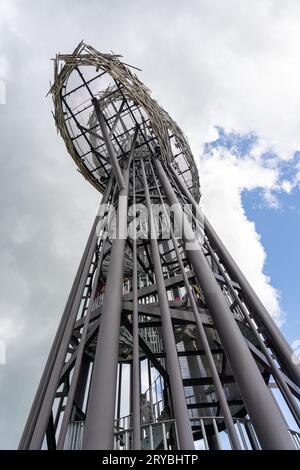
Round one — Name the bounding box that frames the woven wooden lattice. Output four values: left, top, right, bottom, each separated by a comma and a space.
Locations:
49, 42, 200, 200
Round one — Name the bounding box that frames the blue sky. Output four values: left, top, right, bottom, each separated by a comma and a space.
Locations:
243, 188, 300, 344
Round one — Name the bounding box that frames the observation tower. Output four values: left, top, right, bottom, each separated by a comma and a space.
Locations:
19, 42, 300, 450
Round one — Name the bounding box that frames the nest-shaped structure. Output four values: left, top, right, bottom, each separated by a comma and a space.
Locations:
49, 41, 200, 201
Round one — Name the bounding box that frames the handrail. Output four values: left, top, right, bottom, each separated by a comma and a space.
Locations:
65, 416, 300, 450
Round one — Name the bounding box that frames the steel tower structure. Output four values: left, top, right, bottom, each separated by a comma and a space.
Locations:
19, 43, 300, 451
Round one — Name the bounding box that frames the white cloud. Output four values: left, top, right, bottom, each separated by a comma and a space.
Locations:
0, 0, 17, 24
134, 1, 300, 161
262, 188, 280, 209
281, 180, 293, 194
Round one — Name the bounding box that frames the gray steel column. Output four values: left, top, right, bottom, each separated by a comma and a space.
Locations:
170, 164, 300, 386
82, 169, 129, 449
154, 157, 295, 450
141, 158, 195, 450
132, 158, 141, 450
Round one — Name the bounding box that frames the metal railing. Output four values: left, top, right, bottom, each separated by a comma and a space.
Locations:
63, 415, 300, 450
289, 429, 300, 450
64, 421, 84, 450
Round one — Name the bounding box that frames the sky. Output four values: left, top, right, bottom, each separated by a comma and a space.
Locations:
0, 0, 300, 449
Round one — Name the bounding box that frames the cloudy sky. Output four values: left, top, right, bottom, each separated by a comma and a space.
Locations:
0, 0, 300, 448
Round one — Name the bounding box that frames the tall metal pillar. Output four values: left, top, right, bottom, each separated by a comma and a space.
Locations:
82, 168, 129, 450
132, 158, 141, 450
154, 156, 295, 450
141, 159, 195, 450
